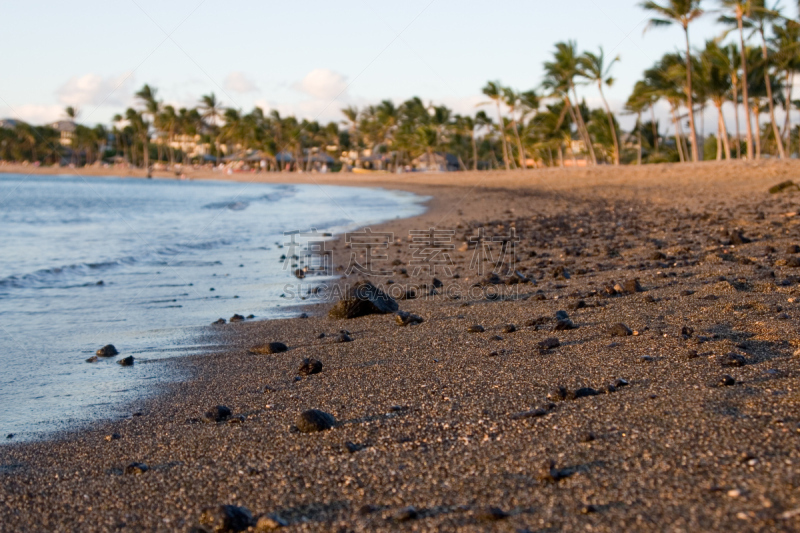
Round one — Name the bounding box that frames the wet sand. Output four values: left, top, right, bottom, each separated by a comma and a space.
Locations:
2, 160, 800, 532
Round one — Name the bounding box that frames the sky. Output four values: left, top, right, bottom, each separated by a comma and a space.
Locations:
1, 0, 798, 132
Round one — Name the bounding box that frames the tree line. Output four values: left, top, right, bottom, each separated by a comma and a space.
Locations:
1, 0, 799, 170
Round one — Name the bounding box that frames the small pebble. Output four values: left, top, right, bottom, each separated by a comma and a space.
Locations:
296, 409, 336, 433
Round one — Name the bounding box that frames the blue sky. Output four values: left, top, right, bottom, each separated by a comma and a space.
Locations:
1, 0, 797, 130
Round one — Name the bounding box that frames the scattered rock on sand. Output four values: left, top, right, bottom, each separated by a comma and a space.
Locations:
124, 462, 148, 475
117, 356, 134, 367
574, 387, 600, 398
229, 314, 245, 322
105, 433, 121, 441
538, 337, 560, 351
395, 311, 424, 326
502, 324, 517, 333
328, 281, 398, 319
205, 405, 232, 423
720, 352, 747, 367
538, 459, 572, 483
254, 514, 288, 530
85, 356, 98, 363
553, 318, 577, 331
249, 342, 288, 355
719, 375, 736, 386
212, 318, 226, 325
298, 358, 323, 376
394, 506, 419, 522
96, 344, 118, 357
200, 505, 253, 532
296, 409, 336, 433
335, 331, 353, 343
609, 323, 633, 337
622, 279, 643, 293
547, 386, 574, 402
769, 180, 800, 194
477, 507, 509, 521
468, 325, 485, 333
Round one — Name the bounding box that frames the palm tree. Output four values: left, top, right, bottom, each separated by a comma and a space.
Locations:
700, 40, 733, 159
772, 18, 800, 155
580, 47, 621, 164
750, 0, 785, 157
626, 81, 653, 164
719, 0, 756, 159
502, 87, 528, 169
481, 81, 511, 170
199, 93, 223, 165
641, 0, 704, 162
135, 84, 159, 171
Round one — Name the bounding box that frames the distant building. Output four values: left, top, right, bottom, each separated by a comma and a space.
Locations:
154, 133, 209, 159
50, 120, 76, 146
411, 152, 460, 172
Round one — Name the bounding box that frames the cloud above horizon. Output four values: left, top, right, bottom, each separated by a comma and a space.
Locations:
223, 71, 258, 93
56, 73, 135, 111
293, 69, 349, 101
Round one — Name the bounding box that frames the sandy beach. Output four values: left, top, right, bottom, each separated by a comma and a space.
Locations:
3, 160, 800, 532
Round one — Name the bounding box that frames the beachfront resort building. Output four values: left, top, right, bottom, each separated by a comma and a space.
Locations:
50, 120, 76, 146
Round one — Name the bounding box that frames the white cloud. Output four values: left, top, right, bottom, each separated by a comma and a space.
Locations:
0, 104, 63, 124
56, 72, 135, 109
224, 72, 258, 93
293, 69, 349, 101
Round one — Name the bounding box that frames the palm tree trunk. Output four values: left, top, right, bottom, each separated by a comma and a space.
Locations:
732, 79, 742, 159
783, 70, 793, 152
752, 103, 762, 159
716, 113, 723, 161
569, 84, 596, 165
598, 82, 620, 165
495, 101, 510, 170
511, 118, 526, 169
716, 102, 731, 160
683, 28, 700, 162
558, 143, 564, 167
760, 30, 785, 158
738, 15, 755, 160
471, 131, 478, 171
650, 106, 659, 152
637, 111, 642, 165
670, 105, 685, 163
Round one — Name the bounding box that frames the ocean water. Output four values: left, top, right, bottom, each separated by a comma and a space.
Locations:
0, 174, 426, 441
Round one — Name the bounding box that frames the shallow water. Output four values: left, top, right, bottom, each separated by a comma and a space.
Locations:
0, 174, 426, 441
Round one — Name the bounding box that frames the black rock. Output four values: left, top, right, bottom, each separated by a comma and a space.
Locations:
553, 319, 577, 331
212, 318, 226, 325
96, 344, 118, 357
501, 324, 517, 333
719, 375, 736, 386
467, 325, 485, 333
117, 356, 134, 367
581, 504, 599, 514
249, 342, 288, 354
335, 332, 353, 343
546, 386, 574, 402
720, 352, 747, 367
296, 409, 336, 433
538, 337, 560, 351
229, 314, 245, 322
640, 356, 654, 363
574, 387, 600, 398
609, 323, 632, 337
124, 462, 148, 475
769, 180, 800, 194
510, 408, 550, 420
298, 358, 323, 376
477, 507, 509, 521
85, 356, 98, 363
345, 441, 366, 453
328, 281, 399, 319
552, 266, 571, 280
787, 245, 800, 254
394, 506, 419, 522
199, 505, 253, 532
613, 378, 629, 388
246, 314, 256, 319
729, 230, 751, 245
432, 277, 443, 288
395, 311, 424, 326
681, 326, 694, 339
538, 459, 572, 483
580, 432, 596, 443
650, 251, 667, 260
555, 310, 570, 320
205, 405, 232, 423
622, 279, 643, 293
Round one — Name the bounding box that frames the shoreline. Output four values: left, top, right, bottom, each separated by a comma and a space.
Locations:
3, 161, 800, 531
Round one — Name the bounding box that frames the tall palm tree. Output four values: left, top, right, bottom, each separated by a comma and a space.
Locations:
626, 81, 653, 164
580, 47, 621, 164
502, 87, 529, 169
750, 0, 785, 157
481, 81, 511, 170
719, 0, 756, 159
135, 84, 159, 170
771, 18, 800, 155
199, 93, 223, 165
700, 40, 733, 159
641, 0, 704, 162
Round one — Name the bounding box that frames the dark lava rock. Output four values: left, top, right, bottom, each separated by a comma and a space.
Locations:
335, 332, 353, 343
328, 281, 398, 319
552, 266, 571, 280
345, 441, 366, 453
580, 432, 596, 443
229, 314, 245, 322
769, 180, 800, 194
622, 279, 643, 293
786, 257, 800, 268
247, 314, 256, 319
681, 326, 694, 339
640, 356, 654, 363
477, 507, 509, 521
538, 459, 572, 483
502, 324, 517, 333
85, 356, 98, 363
650, 251, 667, 260
96, 344, 118, 357
574, 387, 600, 398
105, 433, 121, 441
729, 230, 751, 245
432, 277, 443, 288
553, 319, 577, 331
719, 375, 736, 386
394, 506, 419, 522
538, 337, 560, 351
212, 318, 226, 325
720, 353, 747, 367
296, 409, 336, 433
249, 342, 288, 355
510, 408, 550, 420
555, 310, 570, 320
581, 504, 599, 514
298, 358, 323, 376
547, 386, 574, 402
507, 270, 532, 285
294, 268, 305, 279
477, 272, 503, 286
467, 325, 485, 333
205, 405, 232, 423
124, 462, 148, 475
199, 505, 253, 532
117, 356, 134, 367
609, 323, 633, 337
787, 245, 800, 254
395, 311, 424, 326
687, 350, 700, 359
